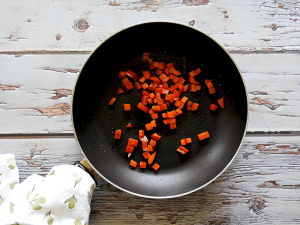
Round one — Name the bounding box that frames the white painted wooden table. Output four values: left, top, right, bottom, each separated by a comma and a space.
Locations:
1, 0, 300, 224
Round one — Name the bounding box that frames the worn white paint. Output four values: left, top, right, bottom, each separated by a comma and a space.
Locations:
0, 0, 299, 52
1, 53, 299, 133
0, 136, 300, 224
1, 0, 300, 224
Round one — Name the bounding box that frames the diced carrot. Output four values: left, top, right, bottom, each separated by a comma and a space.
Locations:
170, 121, 176, 129
189, 75, 199, 84
162, 113, 168, 118
156, 93, 161, 99
151, 133, 161, 141
142, 95, 148, 105
148, 151, 156, 165
191, 103, 199, 111
139, 130, 144, 139
183, 84, 190, 92
130, 160, 137, 168
179, 84, 185, 92
126, 123, 132, 128
189, 70, 196, 76
210, 104, 218, 111
126, 70, 137, 79
142, 141, 148, 151
142, 90, 150, 97
152, 163, 160, 171
187, 101, 193, 111
175, 108, 183, 115
145, 123, 153, 131
147, 84, 156, 92
157, 98, 164, 105
168, 94, 175, 103
218, 98, 224, 108
149, 108, 155, 116
141, 83, 148, 90
119, 71, 126, 79
162, 89, 169, 95
186, 138, 192, 144
178, 77, 185, 85
166, 62, 174, 69
208, 86, 216, 94
195, 67, 201, 75
143, 52, 150, 56
173, 83, 180, 90
142, 71, 151, 79
206, 81, 214, 88
197, 131, 210, 141
147, 145, 154, 152
149, 63, 154, 70
150, 77, 161, 84
173, 90, 181, 98
139, 77, 146, 83
156, 69, 163, 76
178, 101, 184, 109
117, 87, 124, 94
153, 62, 160, 68
126, 83, 134, 90
152, 105, 161, 112
121, 78, 130, 87
181, 96, 188, 103
137, 102, 149, 113
205, 79, 213, 84
125, 145, 134, 153
153, 98, 158, 104
173, 70, 181, 76
163, 119, 170, 125
159, 74, 168, 83
151, 120, 156, 128
171, 75, 179, 83
167, 111, 174, 118
140, 161, 147, 169
124, 104, 131, 111
114, 130, 121, 139
150, 139, 157, 147
181, 139, 187, 145
143, 151, 151, 159
160, 104, 168, 111
152, 113, 159, 120
190, 84, 197, 92
164, 68, 170, 76
135, 82, 142, 90
155, 87, 163, 94
159, 62, 166, 70
109, 97, 116, 105
196, 85, 201, 91
128, 138, 138, 147
176, 146, 189, 155
169, 118, 176, 124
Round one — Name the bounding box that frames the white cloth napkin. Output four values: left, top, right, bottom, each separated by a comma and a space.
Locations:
0, 154, 95, 225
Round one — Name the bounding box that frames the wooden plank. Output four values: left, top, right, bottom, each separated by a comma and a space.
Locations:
1, 53, 300, 133
0, 0, 299, 52
1, 136, 300, 224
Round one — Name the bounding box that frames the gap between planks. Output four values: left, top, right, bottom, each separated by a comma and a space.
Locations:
1, 131, 300, 139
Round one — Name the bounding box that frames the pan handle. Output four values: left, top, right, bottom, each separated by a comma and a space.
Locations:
75, 158, 101, 184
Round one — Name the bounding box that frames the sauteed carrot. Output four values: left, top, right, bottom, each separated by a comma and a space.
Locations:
111, 52, 227, 172
109, 97, 116, 106
114, 130, 121, 139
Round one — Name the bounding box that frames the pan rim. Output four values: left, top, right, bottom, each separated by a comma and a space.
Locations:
71, 21, 249, 199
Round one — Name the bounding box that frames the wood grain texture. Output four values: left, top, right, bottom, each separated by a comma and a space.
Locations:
1, 136, 299, 224
0, 0, 299, 52
1, 53, 300, 133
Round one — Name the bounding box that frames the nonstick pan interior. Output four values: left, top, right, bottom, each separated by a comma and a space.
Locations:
72, 22, 248, 198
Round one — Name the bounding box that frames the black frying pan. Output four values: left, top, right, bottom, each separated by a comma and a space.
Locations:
72, 22, 248, 198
